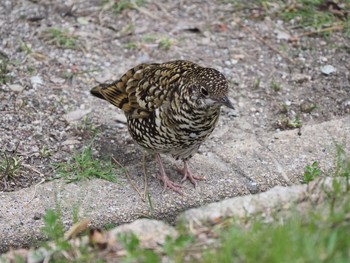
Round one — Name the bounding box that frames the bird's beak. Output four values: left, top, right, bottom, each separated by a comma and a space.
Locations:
221, 96, 235, 109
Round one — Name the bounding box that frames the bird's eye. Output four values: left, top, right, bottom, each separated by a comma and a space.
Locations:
200, 87, 209, 96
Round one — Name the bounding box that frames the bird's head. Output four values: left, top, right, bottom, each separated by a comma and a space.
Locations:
188, 67, 234, 110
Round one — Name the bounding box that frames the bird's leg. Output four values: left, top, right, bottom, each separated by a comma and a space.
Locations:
155, 153, 183, 194
177, 160, 205, 187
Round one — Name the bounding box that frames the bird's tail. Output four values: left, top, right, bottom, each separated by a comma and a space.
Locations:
90, 80, 129, 110
90, 63, 150, 112
90, 85, 107, 100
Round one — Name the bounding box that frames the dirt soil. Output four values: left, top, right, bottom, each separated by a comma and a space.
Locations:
0, 0, 349, 193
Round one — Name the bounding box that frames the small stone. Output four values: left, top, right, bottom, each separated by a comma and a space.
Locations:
250, 107, 257, 112
319, 56, 328, 62
77, 16, 89, 25
33, 212, 42, 220
292, 73, 311, 83
274, 28, 291, 40
320, 65, 337, 75
8, 84, 25, 92
285, 100, 292, 106
64, 109, 91, 122
50, 76, 66, 84
61, 139, 81, 146
30, 75, 44, 88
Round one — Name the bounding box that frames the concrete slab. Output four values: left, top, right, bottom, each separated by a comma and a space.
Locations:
0, 116, 349, 252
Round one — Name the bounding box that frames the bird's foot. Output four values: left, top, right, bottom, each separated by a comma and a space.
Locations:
176, 161, 205, 187
156, 153, 183, 195
158, 173, 183, 195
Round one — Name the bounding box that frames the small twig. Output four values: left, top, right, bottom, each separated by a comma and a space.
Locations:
25, 178, 45, 206
112, 156, 145, 202
299, 24, 344, 37
22, 163, 44, 176
235, 18, 295, 64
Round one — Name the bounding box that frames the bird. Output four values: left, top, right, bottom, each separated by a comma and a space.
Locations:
90, 60, 234, 194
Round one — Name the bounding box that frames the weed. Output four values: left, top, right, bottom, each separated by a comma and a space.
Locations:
73, 116, 100, 139
142, 35, 157, 43
121, 22, 135, 35
64, 68, 99, 83
302, 161, 321, 183
0, 51, 10, 84
202, 204, 350, 263
270, 79, 281, 92
41, 209, 66, 242
118, 233, 160, 262
279, 103, 288, 114
111, 0, 145, 14
39, 146, 52, 159
237, 1, 349, 37
54, 146, 120, 183
300, 102, 317, 113
103, 223, 117, 231
26, 65, 37, 75
253, 78, 261, 89
334, 144, 350, 181
0, 151, 22, 185
158, 38, 172, 50
18, 39, 32, 55
124, 42, 138, 49
41, 28, 79, 49
163, 235, 193, 261
277, 116, 302, 130
281, 1, 336, 34
147, 192, 154, 216
39, 208, 100, 262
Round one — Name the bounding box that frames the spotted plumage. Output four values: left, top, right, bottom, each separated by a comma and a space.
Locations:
91, 60, 234, 194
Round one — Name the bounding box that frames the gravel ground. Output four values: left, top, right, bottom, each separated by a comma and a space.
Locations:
1, 1, 349, 192
0, 0, 350, 253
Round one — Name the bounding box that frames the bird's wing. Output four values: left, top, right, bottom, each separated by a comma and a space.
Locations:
90, 61, 198, 118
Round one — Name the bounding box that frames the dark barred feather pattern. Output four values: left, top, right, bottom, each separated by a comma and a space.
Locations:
91, 60, 233, 160
91, 61, 232, 159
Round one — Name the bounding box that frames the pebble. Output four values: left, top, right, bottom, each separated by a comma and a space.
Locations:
64, 109, 92, 123
285, 100, 291, 106
8, 84, 25, 92
30, 75, 44, 88
50, 76, 66, 84
320, 65, 337, 75
292, 73, 311, 83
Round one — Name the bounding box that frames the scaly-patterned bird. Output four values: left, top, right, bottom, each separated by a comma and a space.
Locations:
91, 60, 234, 194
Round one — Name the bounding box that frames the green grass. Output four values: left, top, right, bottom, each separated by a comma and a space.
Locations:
110, 0, 145, 14
124, 41, 138, 49
158, 38, 173, 49
53, 146, 120, 183
0, 152, 22, 183
278, 0, 347, 35
303, 161, 321, 183
0, 51, 9, 84
270, 79, 281, 92
41, 28, 80, 49
39, 146, 52, 159
73, 116, 101, 139
3, 144, 350, 262
300, 102, 318, 113
233, 0, 350, 37
202, 205, 350, 263
277, 116, 303, 130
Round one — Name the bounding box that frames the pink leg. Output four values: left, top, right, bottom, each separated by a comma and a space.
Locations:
156, 154, 183, 194
177, 160, 205, 187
